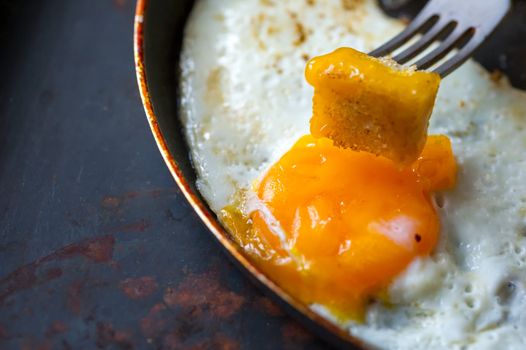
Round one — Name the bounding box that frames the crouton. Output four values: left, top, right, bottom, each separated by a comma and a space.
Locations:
305, 47, 440, 165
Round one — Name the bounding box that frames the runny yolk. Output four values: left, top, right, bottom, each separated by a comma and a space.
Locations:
221, 134, 456, 320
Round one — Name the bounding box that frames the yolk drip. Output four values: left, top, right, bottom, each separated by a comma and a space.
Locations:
221, 134, 456, 320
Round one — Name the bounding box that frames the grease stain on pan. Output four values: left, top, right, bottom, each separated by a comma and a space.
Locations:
119, 276, 159, 300
163, 271, 245, 319
0, 235, 115, 304
96, 322, 134, 349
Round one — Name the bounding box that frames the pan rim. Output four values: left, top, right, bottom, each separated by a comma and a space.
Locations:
133, 1, 369, 348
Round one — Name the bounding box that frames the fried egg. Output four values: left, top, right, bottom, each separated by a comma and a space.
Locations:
180, 0, 526, 349
221, 134, 456, 321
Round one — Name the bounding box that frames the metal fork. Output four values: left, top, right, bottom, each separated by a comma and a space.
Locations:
370, 0, 511, 77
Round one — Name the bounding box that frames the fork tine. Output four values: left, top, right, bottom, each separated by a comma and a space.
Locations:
434, 35, 484, 77
371, 0, 510, 76
414, 27, 473, 70
393, 20, 455, 64
369, 14, 437, 57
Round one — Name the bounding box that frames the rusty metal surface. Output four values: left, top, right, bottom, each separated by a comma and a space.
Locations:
2, 0, 525, 349
0, 1, 329, 349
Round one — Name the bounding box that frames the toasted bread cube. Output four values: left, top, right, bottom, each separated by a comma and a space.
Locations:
305, 47, 441, 165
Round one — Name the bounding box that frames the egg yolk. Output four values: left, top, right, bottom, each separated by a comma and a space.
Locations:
221, 134, 456, 320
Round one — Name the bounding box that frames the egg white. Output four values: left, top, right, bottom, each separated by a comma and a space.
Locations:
180, 0, 526, 349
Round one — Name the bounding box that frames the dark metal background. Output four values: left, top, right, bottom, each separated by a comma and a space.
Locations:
0, 1, 328, 349
0, 0, 525, 349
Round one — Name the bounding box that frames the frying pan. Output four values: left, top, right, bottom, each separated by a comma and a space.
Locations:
134, 0, 526, 348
